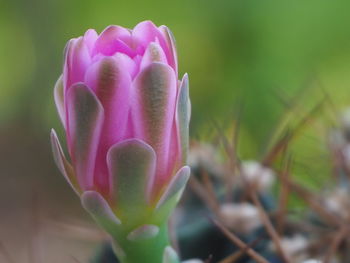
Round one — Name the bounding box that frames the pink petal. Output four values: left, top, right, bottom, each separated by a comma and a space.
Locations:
166, 116, 179, 177
83, 29, 98, 54
112, 52, 138, 78
53, 75, 65, 127
132, 55, 142, 78
132, 21, 177, 74
64, 37, 92, 92
92, 25, 134, 57
176, 74, 190, 164
132, 21, 165, 46
140, 42, 168, 71
131, 62, 177, 194
123, 111, 134, 139
159, 25, 178, 74
84, 56, 132, 194
66, 83, 104, 190
132, 21, 169, 58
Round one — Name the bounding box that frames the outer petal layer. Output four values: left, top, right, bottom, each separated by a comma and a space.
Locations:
50, 129, 79, 194
67, 83, 104, 190
64, 37, 91, 91
107, 139, 156, 211
53, 75, 65, 127
131, 62, 177, 194
176, 74, 190, 163
163, 246, 180, 263
159, 25, 177, 74
81, 190, 121, 231
85, 56, 132, 194
156, 166, 190, 210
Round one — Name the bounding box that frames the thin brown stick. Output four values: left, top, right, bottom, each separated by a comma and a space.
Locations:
328, 142, 344, 182
211, 219, 269, 263
231, 104, 243, 158
236, 161, 291, 263
287, 180, 342, 227
0, 242, 15, 263
263, 100, 325, 165
218, 237, 262, 263
323, 228, 347, 263
261, 84, 311, 155
212, 120, 239, 202
200, 169, 220, 214
331, 142, 350, 181
249, 190, 291, 263
214, 119, 291, 261
271, 163, 344, 228
219, 249, 247, 263
226, 118, 241, 203
263, 132, 292, 166
212, 120, 235, 163
276, 156, 292, 235
188, 176, 221, 217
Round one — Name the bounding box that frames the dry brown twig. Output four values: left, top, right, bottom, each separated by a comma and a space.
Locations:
211, 219, 269, 263
188, 176, 221, 218
212, 120, 240, 202
249, 189, 291, 263
212, 117, 292, 262
323, 227, 348, 263
263, 100, 325, 166
286, 180, 343, 227
276, 155, 292, 235
218, 237, 263, 263
195, 100, 334, 262
234, 157, 291, 263
200, 169, 221, 214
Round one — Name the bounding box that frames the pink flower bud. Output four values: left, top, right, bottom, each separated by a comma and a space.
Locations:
51, 21, 190, 212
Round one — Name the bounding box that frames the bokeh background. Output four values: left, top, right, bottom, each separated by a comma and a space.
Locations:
2, 0, 350, 262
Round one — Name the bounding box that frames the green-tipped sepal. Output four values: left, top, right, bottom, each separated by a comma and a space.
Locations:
163, 246, 180, 263
77, 139, 188, 263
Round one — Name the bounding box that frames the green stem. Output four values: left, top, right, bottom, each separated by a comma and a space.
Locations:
112, 223, 178, 263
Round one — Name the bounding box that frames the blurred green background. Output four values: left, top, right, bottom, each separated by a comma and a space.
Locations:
2, 0, 350, 144
2, 0, 350, 261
